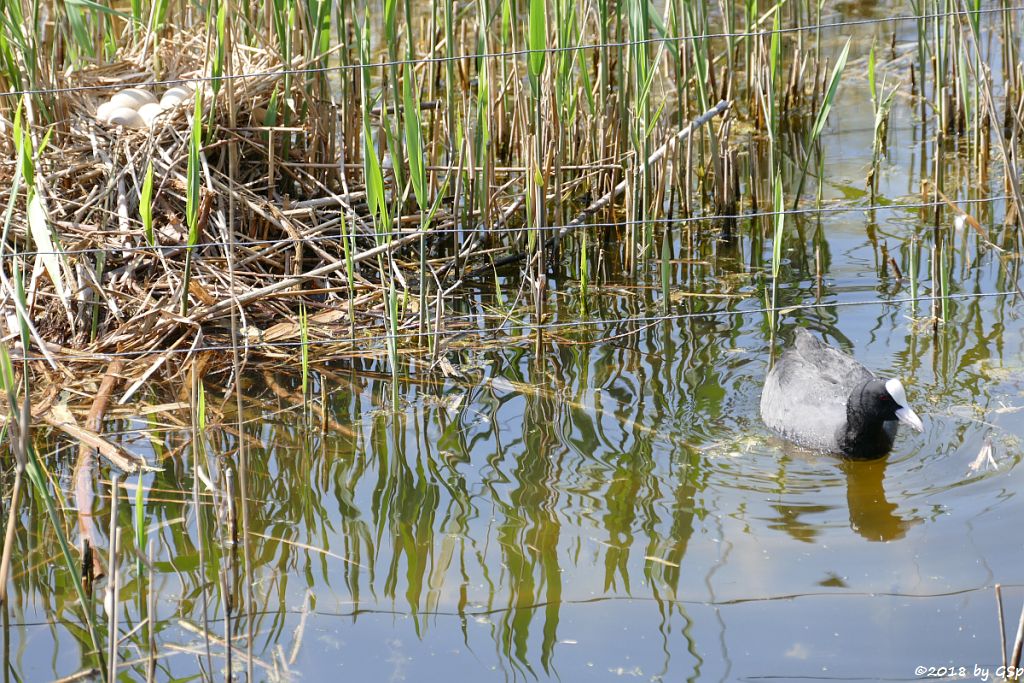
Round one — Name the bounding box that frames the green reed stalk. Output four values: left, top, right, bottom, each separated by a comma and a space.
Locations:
140, 160, 154, 247
745, 0, 757, 97
627, 0, 652, 245
934, 0, 946, 134
401, 72, 425, 203
527, 0, 546, 271
500, 0, 514, 125
309, 0, 331, 69
443, 0, 456, 156
770, 173, 784, 333
867, 40, 896, 200
10, 259, 28, 355
909, 233, 918, 311
264, 89, 279, 144
580, 228, 589, 316
597, 0, 610, 168
813, 0, 822, 90
572, 0, 593, 122
12, 98, 34, 193
133, 469, 146, 589
940, 238, 950, 321
85, 267, 106, 339
339, 209, 355, 341
107, 474, 120, 683
0, 0, 32, 93
552, 0, 575, 227
180, 89, 203, 316
335, 0, 354, 162
387, 276, 399, 382
1002, 0, 1018, 110
404, 68, 430, 343
720, 0, 735, 93
383, 0, 404, 202
189, 374, 214, 677
626, 0, 651, 216
792, 38, 850, 209
299, 301, 309, 401
64, 0, 94, 60
211, 0, 227, 101
403, 0, 415, 64
6, 104, 31, 352
271, 0, 294, 162
958, 0, 983, 162
127, 0, 141, 36
356, 13, 389, 243
766, 8, 781, 174
910, 0, 928, 126
660, 227, 671, 314
475, 0, 492, 226
148, 0, 171, 35
668, 0, 684, 206
527, 0, 546, 159
8, 101, 65, 363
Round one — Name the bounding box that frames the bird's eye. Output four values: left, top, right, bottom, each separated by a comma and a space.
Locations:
879, 394, 892, 402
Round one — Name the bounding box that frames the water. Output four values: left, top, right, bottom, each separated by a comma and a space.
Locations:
7, 12, 1024, 683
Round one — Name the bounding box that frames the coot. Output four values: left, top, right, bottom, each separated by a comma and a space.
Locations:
760, 328, 924, 459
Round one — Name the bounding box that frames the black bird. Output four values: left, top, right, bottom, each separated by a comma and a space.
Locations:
760, 327, 924, 459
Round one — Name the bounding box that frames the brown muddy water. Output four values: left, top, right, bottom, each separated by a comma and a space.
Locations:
6, 11, 1024, 683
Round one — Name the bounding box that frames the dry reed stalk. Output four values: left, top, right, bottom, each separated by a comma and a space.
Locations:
467, 99, 730, 276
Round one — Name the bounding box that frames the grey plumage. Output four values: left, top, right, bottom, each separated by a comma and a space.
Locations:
760, 328, 924, 459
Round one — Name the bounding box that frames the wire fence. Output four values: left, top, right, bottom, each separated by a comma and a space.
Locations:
0, 3, 1013, 260
0, 195, 1010, 260
0, 5, 1017, 101
10, 291, 1017, 364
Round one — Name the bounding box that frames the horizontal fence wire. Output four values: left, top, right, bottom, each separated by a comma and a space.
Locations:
0, 5, 1018, 101
10, 291, 1018, 364
0, 195, 1011, 260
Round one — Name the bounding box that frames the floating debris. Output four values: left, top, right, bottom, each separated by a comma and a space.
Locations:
968, 436, 997, 473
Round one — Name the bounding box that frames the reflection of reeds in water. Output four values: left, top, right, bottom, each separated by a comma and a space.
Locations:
0, 343, 106, 676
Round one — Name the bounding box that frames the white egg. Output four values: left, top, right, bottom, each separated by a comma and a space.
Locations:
105, 107, 145, 129
109, 88, 157, 110
95, 100, 119, 122
137, 102, 165, 126
160, 85, 193, 109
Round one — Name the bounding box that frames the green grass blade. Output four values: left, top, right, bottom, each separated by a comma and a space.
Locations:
793, 38, 851, 207
772, 173, 785, 279
181, 89, 203, 315
140, 160, 154, 247
403, 73, 427, 210
528, 0, 546, 85
186, 89, 203, 243
809, 38, 851, 143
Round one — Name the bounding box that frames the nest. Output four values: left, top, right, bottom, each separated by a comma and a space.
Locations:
0, 33, 467, 394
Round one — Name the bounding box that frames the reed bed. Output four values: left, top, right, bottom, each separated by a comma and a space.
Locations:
0, 1, 1016, 390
